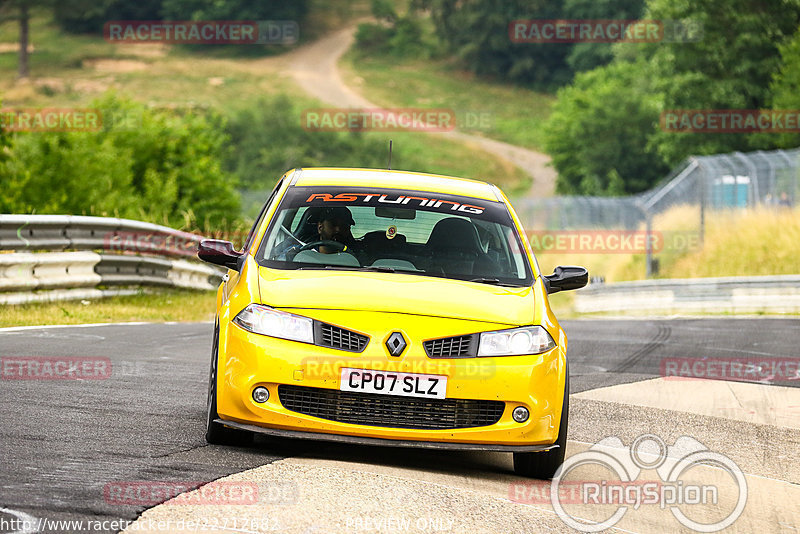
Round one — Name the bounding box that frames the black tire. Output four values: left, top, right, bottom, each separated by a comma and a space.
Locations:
513, 368, 569, 479
205, 321, 253, 446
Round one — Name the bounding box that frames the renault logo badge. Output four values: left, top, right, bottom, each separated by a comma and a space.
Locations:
385, 332, 407, 357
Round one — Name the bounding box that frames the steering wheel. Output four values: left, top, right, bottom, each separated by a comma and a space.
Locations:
295, 240, 347, 254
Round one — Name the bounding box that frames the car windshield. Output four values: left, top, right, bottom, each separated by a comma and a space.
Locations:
256, 186, 533, 286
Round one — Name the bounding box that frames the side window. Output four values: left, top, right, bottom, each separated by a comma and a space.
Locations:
243, 179, 284, 252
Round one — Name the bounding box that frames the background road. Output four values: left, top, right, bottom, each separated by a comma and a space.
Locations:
0, 319, 798, 532
283, 27, 558, 197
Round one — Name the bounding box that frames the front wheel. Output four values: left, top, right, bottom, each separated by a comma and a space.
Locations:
513, 369, 569, 479
205, 322, 253, 446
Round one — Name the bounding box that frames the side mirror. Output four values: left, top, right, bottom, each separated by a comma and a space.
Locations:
543, 265, 588, 294
197, 239, 244, 271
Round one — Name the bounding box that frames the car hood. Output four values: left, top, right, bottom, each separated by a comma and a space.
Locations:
257, 267, 535, 326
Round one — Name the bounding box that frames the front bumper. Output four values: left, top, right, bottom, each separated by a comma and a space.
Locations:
217, 419, 560, 452
216, 308, 567, 448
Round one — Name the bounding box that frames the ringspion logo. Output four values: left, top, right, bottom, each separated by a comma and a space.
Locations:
550, 434, 747, 532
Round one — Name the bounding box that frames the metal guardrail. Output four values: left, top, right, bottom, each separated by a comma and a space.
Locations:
0, 214, 224, 305
0, 214, 203, 256
574, 275, 800, 314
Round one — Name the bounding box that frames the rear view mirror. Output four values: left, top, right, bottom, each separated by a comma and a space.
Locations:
543, 265, 588, 294
198, 239, 244, 271
375, 207, 416, 219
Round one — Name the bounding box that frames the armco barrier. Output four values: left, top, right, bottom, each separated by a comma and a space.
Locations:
0, 214, 225, 305
575, 275, 800, 314
0, 214, 203, 257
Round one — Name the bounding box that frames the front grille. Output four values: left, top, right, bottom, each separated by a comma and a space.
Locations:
316, 323, 369, 352
423, 334, 477, 358
278, 385, 504, 430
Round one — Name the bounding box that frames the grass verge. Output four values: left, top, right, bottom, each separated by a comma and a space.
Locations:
0, 289, 216, 327
340, 52, 555, 151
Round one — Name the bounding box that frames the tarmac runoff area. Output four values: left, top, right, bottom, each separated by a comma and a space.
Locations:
123, 378, 800, 533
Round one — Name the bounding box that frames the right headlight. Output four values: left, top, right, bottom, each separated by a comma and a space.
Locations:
232, 304, 314, 344
477, 326, 556, 357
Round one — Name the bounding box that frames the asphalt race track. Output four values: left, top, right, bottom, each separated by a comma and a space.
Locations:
1, 319, 798, 533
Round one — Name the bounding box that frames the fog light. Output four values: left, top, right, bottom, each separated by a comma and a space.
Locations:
512, 406, 529, 423
252, 386, 270, 403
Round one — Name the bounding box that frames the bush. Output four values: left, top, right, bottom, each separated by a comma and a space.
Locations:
0, 93, 241, 233
354, 1, 435, 58
354, 22, 395, 55
223, 96, 390, 217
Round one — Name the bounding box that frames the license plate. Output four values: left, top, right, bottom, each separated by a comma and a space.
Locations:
339, 368, 447, 399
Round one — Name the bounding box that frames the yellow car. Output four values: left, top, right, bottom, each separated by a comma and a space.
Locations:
198, 168, 587, 479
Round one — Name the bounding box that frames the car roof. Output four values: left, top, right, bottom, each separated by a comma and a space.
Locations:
290, 168, 503, 202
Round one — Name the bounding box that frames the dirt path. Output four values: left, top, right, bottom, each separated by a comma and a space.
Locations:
284, 27, 557, 197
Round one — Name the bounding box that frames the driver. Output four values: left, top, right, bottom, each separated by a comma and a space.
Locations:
315, 207, 357, 253
275, 206, 357, 260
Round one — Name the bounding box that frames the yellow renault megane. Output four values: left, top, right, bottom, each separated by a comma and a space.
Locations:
198, 168, 587, 479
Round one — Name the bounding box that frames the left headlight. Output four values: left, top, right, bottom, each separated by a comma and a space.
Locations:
232, 304, 314, 343
477, 326, 556, 357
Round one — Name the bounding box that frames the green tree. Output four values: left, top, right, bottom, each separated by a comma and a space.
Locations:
644, 0, 800, 163
418, 0, 644, 89
763, 24, 800, 148
0, 0, 56, 77
160, 0, 308, 23
419, 0, 572, 90
545, 0, 800, 195
54, 0, 162, 34
563, 0, 645, 73
545, 60, 668, 195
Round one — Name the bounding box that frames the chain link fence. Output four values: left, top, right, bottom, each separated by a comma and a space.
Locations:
513, 147, 800, 278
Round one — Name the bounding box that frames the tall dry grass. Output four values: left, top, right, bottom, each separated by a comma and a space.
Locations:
532, 204, 799, 282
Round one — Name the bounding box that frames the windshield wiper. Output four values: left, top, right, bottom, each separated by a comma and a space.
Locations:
296, 265, 395, 273
296, 265, 356, 270
468, 277, 523, 287
360, 265, 395, 273
469, 277, 503, 284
